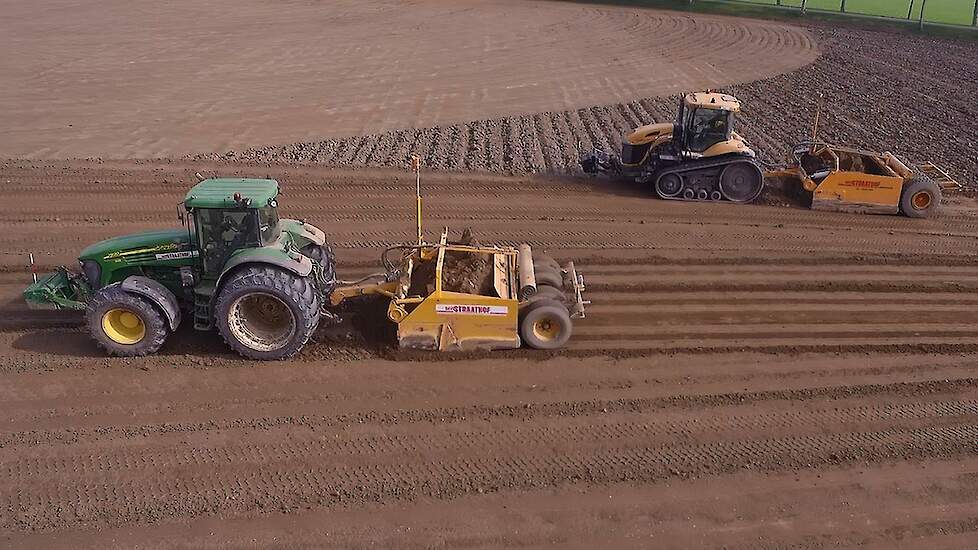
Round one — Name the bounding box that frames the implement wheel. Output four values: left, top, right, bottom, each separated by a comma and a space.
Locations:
719, 161, 764, 203
87, 286, 168, 356
215, 266, 320, 360
534, 255, 561, 273
534, 284, 566, 303
533, 265, 563, 288
900, 176, 942, 219
520, 299, 573, 350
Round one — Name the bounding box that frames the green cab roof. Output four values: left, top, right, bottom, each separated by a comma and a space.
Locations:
184, 178, 279, 209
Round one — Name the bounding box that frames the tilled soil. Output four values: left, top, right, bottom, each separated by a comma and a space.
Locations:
2, 160, 978, 548
0, 0, 817, 159
215, 24, 978, 189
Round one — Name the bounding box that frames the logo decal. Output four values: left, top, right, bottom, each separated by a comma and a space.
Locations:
155, 250, 199, 261
436, 304, 509, 316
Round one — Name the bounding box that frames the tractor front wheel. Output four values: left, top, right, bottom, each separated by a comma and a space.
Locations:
215, 266, 320, 360
87, 286, 169, 357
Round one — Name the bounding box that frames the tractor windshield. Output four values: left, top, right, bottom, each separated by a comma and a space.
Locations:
259, 207, 280, 245
196, 208, 261, 273
687, 108, 731, 153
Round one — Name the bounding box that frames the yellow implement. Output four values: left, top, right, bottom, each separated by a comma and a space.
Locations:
326, 156, 586, 351
329, 230, 587, 351
767, 142, 951, 218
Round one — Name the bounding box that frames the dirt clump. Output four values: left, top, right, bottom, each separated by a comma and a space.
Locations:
409, 228, 495, 296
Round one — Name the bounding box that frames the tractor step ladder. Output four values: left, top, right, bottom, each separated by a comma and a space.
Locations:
193, 285, 215, 330
917, 162, 961, 192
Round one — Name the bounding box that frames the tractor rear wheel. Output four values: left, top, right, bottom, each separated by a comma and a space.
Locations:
87, 286, 168, 357
215, 266, 320, 360
301, 243, 337, 281
519, 298, 573, 350
900, 176, 942, 218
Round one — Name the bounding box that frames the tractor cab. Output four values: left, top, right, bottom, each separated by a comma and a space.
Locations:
676, 92, 742, 155
183, 178, 282, 276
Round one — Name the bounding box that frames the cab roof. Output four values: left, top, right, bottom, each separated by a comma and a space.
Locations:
685, 92, 741, 112
184, 178, 278, 209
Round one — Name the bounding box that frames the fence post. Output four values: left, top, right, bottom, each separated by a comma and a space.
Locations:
907, 0, 915, 20
973, 0, 977, 26
840, 0, 847, 13
801, 0, 808, 15
919, 0, 928, 29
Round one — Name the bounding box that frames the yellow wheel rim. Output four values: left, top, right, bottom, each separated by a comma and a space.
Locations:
911, 191, 933, 210
532, 316, 562, 343
102, 308, 146, 345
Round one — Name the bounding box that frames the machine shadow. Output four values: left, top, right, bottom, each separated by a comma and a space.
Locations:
11, 323, 231, 359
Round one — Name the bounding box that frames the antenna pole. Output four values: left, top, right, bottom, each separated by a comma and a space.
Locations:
29, 253, 37, 284
411, 154, 423, 245
811, 92, 824, 145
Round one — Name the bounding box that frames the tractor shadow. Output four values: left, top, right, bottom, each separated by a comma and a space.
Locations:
555, 173, 652, 199
11, 321, 230, 359
555, 172, 812, 210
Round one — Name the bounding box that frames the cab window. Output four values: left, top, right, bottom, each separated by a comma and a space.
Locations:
687, 109, 731, 153
196, 209, 261, 273
258, 207, 281, 245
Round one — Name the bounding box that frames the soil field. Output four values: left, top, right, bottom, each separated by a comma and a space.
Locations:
0, 0, 817, 159
2, 160, 978, 548
218, 22, 978, 189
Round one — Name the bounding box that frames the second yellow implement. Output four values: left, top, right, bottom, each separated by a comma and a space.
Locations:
767, 142, 958, 218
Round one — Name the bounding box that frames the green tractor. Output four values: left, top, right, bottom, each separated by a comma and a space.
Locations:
23, 178, 337, 360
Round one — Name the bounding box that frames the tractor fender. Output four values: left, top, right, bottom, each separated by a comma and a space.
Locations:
281, 219, 326, 248
216, 249, 313, 290
120, 276, 182, 331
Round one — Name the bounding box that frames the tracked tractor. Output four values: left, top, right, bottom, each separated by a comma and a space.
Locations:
581, 91, 764, 203
23, 176, 587, 359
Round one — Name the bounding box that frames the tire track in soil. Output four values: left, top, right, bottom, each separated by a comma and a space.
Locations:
3, 163, 978, 543
4, 378, 975, 448
3, 423, 975, 533
7, 400, 976, 479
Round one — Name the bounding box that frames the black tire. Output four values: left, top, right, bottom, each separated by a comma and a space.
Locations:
900, 176, 942, 219
215, 266, 320, 360
533, 265, 563, 288
301, 243, 337, 293
86, 285, 168, 357
534, 255, 561, 273
655, 172, 684, 198
534, 284, 566, 303
719, 161, 764, 203
519, 299, 573, 350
